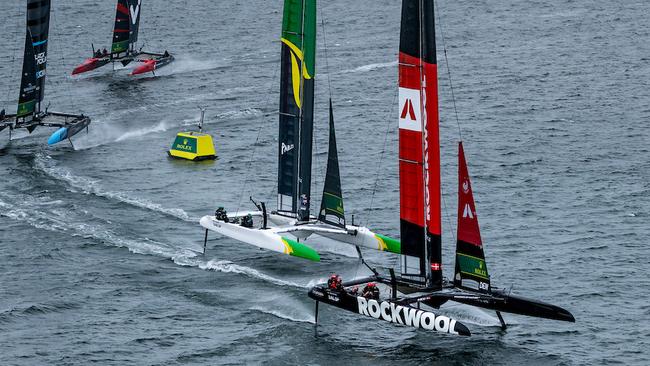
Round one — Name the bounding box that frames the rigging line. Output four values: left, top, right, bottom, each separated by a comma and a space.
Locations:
441, 184, 457, 246
365, 90, 398, 229
234, 46, 281, 215
49, 2, 78, 112
434, 0, 463, 142
318, 2, 333, 101
312, 0, 334, 200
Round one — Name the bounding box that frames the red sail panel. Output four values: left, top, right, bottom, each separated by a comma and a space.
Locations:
457, 142, 481, 246
454, 142, 490, 290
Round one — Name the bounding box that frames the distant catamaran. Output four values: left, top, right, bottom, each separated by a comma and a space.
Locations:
308, 0, 575, 336
199, 0, 401, 261
0, 0, 91, 146
71, 0, 174, 76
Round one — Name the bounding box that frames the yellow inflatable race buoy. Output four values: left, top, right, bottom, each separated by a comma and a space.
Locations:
168, 108, 216, 161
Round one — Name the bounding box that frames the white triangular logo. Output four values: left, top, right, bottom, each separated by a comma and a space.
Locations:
462, 203, 474, 219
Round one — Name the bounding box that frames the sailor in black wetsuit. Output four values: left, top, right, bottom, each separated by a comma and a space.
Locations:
102, 48, 108, 57
241, 214, 254, 228
94, 49, 102, 58
163, 50, 169, 58
362, 283, 380, 300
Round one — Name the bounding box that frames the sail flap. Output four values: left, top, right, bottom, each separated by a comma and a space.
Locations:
318, 100, 346, 228
454, 142, 490, 291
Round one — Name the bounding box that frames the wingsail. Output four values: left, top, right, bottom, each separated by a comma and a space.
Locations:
277, 0, 316, 221
398, 0, 442, 288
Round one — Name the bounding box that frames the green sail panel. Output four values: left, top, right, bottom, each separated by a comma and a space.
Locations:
277, 0, 316, 222
318, 100, 345, 228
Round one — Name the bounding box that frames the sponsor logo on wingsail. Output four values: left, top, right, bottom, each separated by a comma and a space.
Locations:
129, 0, 141, 25
35, 52, 47, 65
356, 297, 459, 334
281, 142, 294, 155
422, 74, 430, 224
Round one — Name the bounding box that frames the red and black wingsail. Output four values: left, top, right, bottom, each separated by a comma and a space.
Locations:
111, 0, 141, 55
454, 142, 490, 291
398, 0, 442, 288
17, 0, 50, 121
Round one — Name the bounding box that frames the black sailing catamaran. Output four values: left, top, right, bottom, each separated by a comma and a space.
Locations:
71, 0, 173, 76
308, 0, 574, 336
0, 0, 91, 147
199, 0, 401, 261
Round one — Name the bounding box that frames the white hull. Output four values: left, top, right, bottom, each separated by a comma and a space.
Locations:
199, 215, 321, 261
200, 210, 401, 261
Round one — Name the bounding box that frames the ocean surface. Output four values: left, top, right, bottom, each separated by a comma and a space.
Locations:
1, 0, 649, 364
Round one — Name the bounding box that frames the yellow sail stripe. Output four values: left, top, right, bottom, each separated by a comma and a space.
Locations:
280, 38, 312, 109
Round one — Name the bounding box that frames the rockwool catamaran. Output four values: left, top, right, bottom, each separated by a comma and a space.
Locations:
71, 0, 174, 76
0, 0, 91, 146
199, 0, 401, 261
308, 0, 574, 336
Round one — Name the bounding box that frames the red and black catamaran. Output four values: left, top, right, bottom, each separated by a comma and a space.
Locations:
308, 0, 574, 336
1, 0, 91, 147
71, 0, 174, 76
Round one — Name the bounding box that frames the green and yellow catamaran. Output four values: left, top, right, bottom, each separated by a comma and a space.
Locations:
199, 0, 400, 261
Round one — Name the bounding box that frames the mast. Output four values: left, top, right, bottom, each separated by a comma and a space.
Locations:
18, 0, 50, 121
454, 142, 490, 291
277, 0, 316, 221
318, 99, 346, 228
398, 0, 441, 288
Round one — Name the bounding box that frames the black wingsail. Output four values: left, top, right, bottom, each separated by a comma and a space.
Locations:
128, 0, 141, 47
318, 100, 346, 228
17, 0, 50, 121
111, 0, 141, 55
277, 0, 316, 221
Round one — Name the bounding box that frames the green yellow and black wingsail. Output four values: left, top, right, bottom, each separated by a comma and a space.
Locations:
277, 0, 316, 222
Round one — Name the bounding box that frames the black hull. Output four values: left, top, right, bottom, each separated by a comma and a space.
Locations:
437, 289, 575, 323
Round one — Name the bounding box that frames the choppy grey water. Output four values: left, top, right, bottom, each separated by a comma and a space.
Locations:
1, 0, 649, 364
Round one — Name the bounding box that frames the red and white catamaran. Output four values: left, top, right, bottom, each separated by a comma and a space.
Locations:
308, 0, 575, 336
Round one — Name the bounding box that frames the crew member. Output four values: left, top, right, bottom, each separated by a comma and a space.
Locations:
362, 282, 380, 300
327, 274, 343, 291
102, 48, 108, 56
94, 49, 102, 58
163, 50, 169, 58
241, 213, 254, 228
